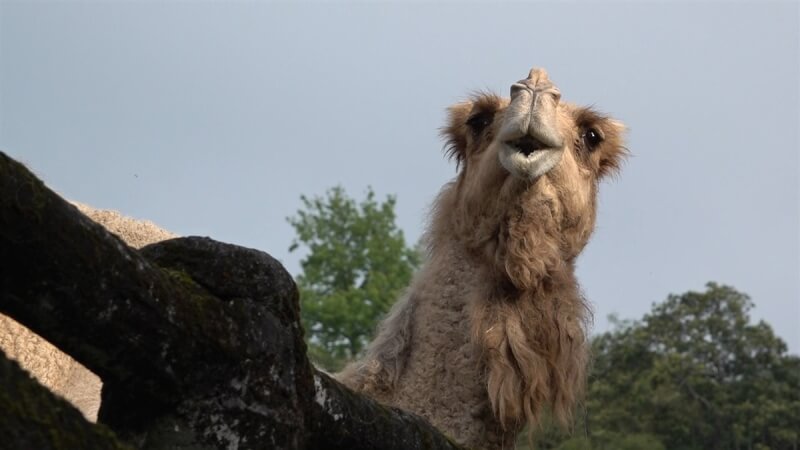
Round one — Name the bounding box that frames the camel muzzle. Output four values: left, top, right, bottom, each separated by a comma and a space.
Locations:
499, 68, 564, 151
496, 68, 567, 180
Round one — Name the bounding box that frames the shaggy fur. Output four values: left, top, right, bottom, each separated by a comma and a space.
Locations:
0, 201, 176, 421
338, 69, 627, 448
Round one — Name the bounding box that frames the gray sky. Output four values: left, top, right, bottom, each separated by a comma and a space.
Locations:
1, 1, 798, 354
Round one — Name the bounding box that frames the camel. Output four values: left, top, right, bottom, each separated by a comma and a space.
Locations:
337, 68, 627, 449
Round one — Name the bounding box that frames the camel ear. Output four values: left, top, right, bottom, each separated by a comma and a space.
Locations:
442, 101, 473, 168
596, 119, 628, 179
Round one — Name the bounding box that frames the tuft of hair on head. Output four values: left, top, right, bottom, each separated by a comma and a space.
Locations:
440, 92, 503, 170
441, 101, 472, 169
574, 107, 629, 179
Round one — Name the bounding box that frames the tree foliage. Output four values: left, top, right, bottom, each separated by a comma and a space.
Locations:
523, 283, 799, 450
288, 186, 420, 370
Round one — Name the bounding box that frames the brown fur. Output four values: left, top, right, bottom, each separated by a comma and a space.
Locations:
339, 82, 626, 448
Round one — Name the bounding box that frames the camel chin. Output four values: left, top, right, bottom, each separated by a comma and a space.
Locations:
497, 143, 564, 180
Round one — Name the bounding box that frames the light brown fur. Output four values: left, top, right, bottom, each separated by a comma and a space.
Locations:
338, 70, 626, 448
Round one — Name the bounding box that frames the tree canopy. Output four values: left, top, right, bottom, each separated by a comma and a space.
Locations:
288, 186, 420, 370
523, 283, 799, 450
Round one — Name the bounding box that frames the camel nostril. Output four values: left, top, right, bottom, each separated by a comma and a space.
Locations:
547, 87, 562, 104
510, 83, 529, 99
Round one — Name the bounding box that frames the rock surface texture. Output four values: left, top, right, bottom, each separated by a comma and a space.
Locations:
0, 151, 465, 450
0, 201, 176, 422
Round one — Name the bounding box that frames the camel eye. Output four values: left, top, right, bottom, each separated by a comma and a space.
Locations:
583, 128, 604, 150
466, 111, 494, 135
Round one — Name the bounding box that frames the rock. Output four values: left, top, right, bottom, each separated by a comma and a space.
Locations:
0, 348, 132, 450
0, 150, 466, 450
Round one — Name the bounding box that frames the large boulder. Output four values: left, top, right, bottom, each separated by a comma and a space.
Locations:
0, 151, 465, 449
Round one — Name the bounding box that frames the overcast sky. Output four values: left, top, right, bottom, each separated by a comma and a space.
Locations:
1, 1, 797, 353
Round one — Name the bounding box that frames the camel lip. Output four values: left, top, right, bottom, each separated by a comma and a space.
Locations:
505, 136, 547, 157
498, 142, 564, 181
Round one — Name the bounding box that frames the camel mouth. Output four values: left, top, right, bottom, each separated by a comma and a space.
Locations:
505, 136, 547, 157
498, 141, 564, 180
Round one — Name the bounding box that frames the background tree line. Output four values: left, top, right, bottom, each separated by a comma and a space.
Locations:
289, 187, 799, 450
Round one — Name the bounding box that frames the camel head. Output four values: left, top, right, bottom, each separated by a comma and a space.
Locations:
442, 68, 627, 273
445, 68, 625, 182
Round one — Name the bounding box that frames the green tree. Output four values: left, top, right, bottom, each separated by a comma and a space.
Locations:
521, 283, 799, 450
583, 283, 799, 450
288, 186, 420, 371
